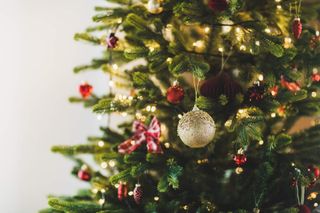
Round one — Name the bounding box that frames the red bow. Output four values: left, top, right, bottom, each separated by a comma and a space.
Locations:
281, 75, 301, 92
118, 117, 163, 154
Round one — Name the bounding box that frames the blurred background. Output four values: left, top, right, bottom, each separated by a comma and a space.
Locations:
0, 0, 114, 212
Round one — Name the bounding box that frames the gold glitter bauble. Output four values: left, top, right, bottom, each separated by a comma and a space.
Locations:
177, 106, 216, 148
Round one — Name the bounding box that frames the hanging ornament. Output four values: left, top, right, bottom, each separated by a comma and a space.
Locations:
77, 165, 91, 181
106, 33, 119, 49
133, 184, 143, 204
147, 0, 163, 14
233, 150, 247, 166
79, 82, 93, 99
292, 18, 303, 39
118, 117, 163, 154
312, 73, 320, 82
298, 205, 311, 213
270, 85, 279, 97
208, 0, 228, 12
177, 105, 216, 148
281, 75, 301, 92
308, 166, 320, 180
166, 82, 185, 104
200, 73, 242, 101
246, 82, 266, 102
117, 182, 128, 201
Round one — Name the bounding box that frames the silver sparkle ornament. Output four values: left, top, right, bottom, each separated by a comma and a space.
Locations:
177, 106, 216, 148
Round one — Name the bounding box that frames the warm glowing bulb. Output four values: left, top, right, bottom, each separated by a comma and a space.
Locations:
255, 41, 260, 46
271, 113, 276, 118
154, 196, 160, 201
112, 64, 118, 70
101, 162, 108, 169
239, 45, 246, 51
311, 91, 317, 97
276, 5, 282, 10
265, 28, 271, 34
98, 198, 105, 205
218, 47, 224, 52
109, 160, 116, 167
204, 27, 210, 33
258, 74, 264, 81
164, 142, 170, 148
259, 140, 264, 145
98, 141, 105, 147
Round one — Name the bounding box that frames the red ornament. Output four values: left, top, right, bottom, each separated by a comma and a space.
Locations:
166, 84, 184, 104
233, 154, 247, 166
117, 182, 128, 201
208, 0, 228, 12
133, 184, 143, 204
270, 85, 279, 97
308, 166, 320, 179
298, 205, 311, 213
79, 82, 93, 99
247, 82, 266, 102
292, 18, 303, 39
106, 33, 119, 49
312, 73, 320, 82
280, 75, 301, 92
77, 169, 91, 181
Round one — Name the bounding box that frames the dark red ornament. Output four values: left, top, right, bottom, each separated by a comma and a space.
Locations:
280, 75, 301, 92
200, 73, 242, 101
77, 169, 91, 181
292, 18, 303, 39
166, 84, 185, 104
106, 33, 119, 49
233, 154, 247, 166
208, 0, 228, 12
308, 166, 320, 179
117, 182, 128, 201
312, 73, 320, 82
247, 82, 266, 102
79, 82, 93, 99
298, 205, 311, 213
133, 184, 143, 204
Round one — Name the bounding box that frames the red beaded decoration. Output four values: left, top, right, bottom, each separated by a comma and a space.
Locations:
233, 154, 247, 166
166, 84, 184, 104
79, 82, 93, 99
77, 169, 91, 181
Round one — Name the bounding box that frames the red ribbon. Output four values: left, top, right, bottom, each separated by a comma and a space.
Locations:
118, 117, 163, 154
281, 75, 301, 92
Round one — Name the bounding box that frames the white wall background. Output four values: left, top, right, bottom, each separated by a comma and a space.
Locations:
0, 0, 114, 212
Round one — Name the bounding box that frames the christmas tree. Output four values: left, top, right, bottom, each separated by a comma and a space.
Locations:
41, 0, 320, 212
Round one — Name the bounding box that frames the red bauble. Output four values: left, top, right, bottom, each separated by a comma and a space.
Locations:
133, 184, 143, 204
312, 73, 320, 82
106, 33, 119, 49
77, 170, 91, 181
298, 205, 311, 213
117, 182, 128, 201
280, 75, 301, 92
166, 84, 184, 104
308, 166, 320, 179
200, 73, 242, 101
208, 0, 228, 12
79, 82, 93, 99
292, 18, 303, 39
233, 154, 247, 166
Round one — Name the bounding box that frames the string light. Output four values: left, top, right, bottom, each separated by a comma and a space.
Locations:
98, 141, 105, 147
276, 5, 282, 10
284, 37, 292, 49
178, 114, 183, 119
115, 183, 120, 188
218, 47, 224, 52
182, 205, 188, 210
255, 41, 261, 46
98, 198, 105, 205
224, 119, 232, 127
311, 91, 317, 98
271, 112, 276, 118
128, 191, 134, 196
221, 19, 233, 34
314, 203, 319, 207
258, 74, 264, 81
239, 45, 246, 51
166, 57, 173, 64
109, 160, 116, 167
101, 162, 108, 169
204, 27, 210, 33
264, 28, 271, 34
154, 196, 160, 201
192, 40, 205, 48
101, 189, 106, 193
235, 167, 244, 174
164, 142, 170, 148
92, 188, 99, 194
316, 31, 320, 36
275, 0, 281, 2
259, 140, 264, 145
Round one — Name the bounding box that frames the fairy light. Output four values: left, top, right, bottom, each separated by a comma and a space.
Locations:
183, 205, 188, 210
311, 91, 317, 98
204, 27, 210, 33
221, 19, 233, 34
192, 40, 205, 48
146, 105, 152, 112
255, 41, 261, 46
92, 188, 99, 194
275, 0, 281, 2
259, 140, 264, 145
98, 198, 105, 205
284, 37, 292, 49
316, 31, 320, 36
98, 141, 105, 147
276, 5, 282, 10
109, 160, 116, 167
265, 28, 271, 34
313, 68, 319, 74
166, 57, 173, 64
239, 45, 246, 51
151, 106, 157, 112
101, 162, 108, 169
218, 47, 224, 52
109, 80, 115, 87
112, 64, 119, 70
178, 114, 183, 119
235, 167, 244, 174
115, 183, 120, 188
149, 47, 155, 52
291, 162, 295, 167
258, 74, 264, 81
271, 112, 276, 118
224, 119, 232, 127
314, 203, 319, 207
164, 142, 170, 148
128, 191, 134, 196
101, 189, 106, 193
154, 196, 160, 201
